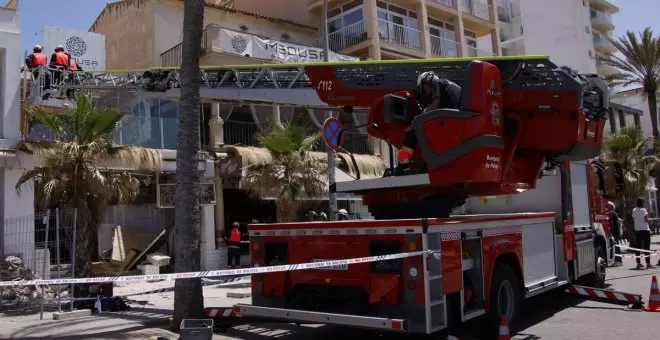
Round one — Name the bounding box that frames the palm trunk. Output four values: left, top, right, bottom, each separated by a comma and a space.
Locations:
171, 0, 205, 331
648, 90, 659, 140
276, 200, 297, 223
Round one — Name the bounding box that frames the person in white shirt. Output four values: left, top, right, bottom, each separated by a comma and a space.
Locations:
632, 198, 654, 269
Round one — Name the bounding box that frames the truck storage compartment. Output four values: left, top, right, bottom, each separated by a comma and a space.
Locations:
462, 237, 485, 315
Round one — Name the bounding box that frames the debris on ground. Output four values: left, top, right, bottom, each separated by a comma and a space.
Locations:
0, 255, 65, 304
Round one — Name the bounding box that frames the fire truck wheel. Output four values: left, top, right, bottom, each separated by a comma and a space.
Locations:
585, 243, 606, 288
488, 263, 521, 332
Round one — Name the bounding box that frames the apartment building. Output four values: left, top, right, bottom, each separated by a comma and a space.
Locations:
612, 88, 659, 142
304, 0, 502, 60
494, 0, 618, 76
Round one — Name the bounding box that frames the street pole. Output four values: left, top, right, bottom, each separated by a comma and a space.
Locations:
322, 0, 338, 221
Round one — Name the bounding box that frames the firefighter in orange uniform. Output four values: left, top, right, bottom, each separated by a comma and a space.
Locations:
25, 45, 49, 92
64, 52, 82, 99
49, 45, 69, 87
50, 45, 69, 68
25, 45, 48, 69
225, 222, 242, 269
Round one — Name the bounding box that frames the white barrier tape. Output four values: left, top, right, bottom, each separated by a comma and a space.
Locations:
0, 250, 430, 287
57, 275, 252, 302
615, 244, 660, 254
615, 253, 660, 259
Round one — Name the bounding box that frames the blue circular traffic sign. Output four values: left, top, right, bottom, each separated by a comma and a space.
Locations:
323, 117, 344, 151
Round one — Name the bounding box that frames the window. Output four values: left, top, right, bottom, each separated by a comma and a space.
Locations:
588, 50, 593, 57
428, 17, 458, 57
327, 1, 365, 50
464, 30, 479, 56
585, 26, 590, 34
377, 1, 420, 49
328, 0, 364, 34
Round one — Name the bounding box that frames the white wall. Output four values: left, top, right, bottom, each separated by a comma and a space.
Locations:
0, 7, 21, 147
516, 0, 596, 73
153, 1, 317, 66
2, 152, 37, 271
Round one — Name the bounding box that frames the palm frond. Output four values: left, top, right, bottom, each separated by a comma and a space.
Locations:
241, 123, 327, 221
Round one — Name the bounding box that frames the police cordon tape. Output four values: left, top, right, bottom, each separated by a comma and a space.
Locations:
55, 275, 251, 302
0, 250, 431, 287
614, 244, 660, 259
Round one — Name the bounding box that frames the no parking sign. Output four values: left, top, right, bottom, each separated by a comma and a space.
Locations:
322, 117, 344, 151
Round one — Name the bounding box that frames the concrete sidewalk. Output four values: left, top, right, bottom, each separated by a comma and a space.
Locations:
0, 280, 251, 339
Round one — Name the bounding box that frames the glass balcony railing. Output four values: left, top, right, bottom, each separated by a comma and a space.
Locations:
429, 0, 456, 8
377, 19, 422, 51
461, 0, 490, 21
326, 20, 369, 51
430, 35, 459, 57
593, 34, 615, 48
590, 9, 613, 26
466, 46, 494, 57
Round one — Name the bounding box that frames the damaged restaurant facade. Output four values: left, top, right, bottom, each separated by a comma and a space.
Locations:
21, 0, 384, 271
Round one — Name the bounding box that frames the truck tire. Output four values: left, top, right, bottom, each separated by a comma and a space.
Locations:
584, 243, 606, 288
489, 263, 522, 334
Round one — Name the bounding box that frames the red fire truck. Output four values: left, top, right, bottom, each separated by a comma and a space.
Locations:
208, 56, 619, 336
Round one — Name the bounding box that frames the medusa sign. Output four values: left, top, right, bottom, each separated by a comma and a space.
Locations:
65, 35, 99, 68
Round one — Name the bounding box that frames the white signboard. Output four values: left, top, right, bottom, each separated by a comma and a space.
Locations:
218, 29, 358, 63
43, 25, 106, 70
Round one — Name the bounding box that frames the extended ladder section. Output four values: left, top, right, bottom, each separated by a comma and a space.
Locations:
26, 64, 330, 109
26, 56, 573, 111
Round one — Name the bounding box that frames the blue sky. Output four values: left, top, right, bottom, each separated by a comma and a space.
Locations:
18, 0, 660, 59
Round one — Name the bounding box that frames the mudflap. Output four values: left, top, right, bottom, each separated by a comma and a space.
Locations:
565, 285, 645, 310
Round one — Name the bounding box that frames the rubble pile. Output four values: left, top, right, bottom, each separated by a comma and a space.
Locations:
0, 256, 55, 304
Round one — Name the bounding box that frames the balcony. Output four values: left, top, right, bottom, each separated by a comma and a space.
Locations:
590, 9, 614, 32
593, 33, 617, 53
430, 35, 459, 57
428, 0, 457, 9
466, 46, 494, 57
327, 21, 369, 52
589, 0, 619, 13
498, 18, 523, 43
461, 0, 490, 21
378, 19, 422, 51
596, 59, 619, 76
161, 29, 208, 67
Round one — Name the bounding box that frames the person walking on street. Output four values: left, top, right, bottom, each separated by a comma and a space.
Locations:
609, 202, 623, 266
632, 198, 655, 269
225, 222, 242, 269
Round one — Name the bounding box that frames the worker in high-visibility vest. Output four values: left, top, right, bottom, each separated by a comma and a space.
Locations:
25, 45, 47, 69
225, 222, 242, 269
64, 51, 82, 99
49, 45, 69, 88
25, 45, 50, 93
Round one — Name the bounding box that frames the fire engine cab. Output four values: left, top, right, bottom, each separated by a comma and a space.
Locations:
226, 56, 615, 337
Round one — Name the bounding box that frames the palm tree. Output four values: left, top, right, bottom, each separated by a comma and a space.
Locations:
242, 124, 328, 222
171, 0, 205, 330
604, 127, 659, 240
16, 94, 160, 278
600, 27, 660, 139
